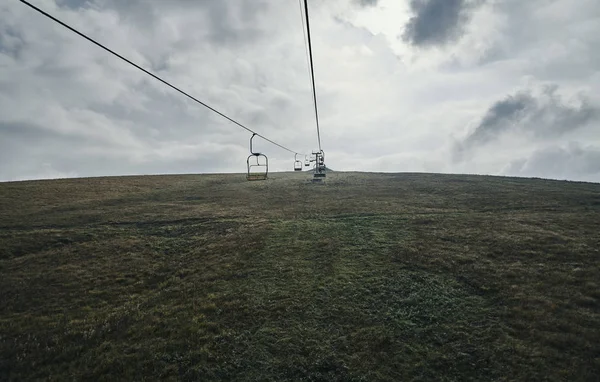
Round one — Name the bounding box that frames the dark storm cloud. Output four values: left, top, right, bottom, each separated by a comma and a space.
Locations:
463, 91, 534, 146
402, 0, 481, 47
462, 85, 599, 149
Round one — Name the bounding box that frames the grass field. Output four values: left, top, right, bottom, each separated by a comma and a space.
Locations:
1, 172, 599, 381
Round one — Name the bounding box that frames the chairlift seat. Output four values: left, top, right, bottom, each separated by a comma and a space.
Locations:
247, 172, 268, 181
247, 152, 268, 181
246, 134, 268, 181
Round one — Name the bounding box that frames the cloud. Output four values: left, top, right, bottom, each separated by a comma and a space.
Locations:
98, 0, 270, 48
402, 0, 483, 47
354, 0, 379, 7
458, 85, 599, 152
2, 0, 600, 183
12, 163, 79, 182
477, 0, 600, 71
503, 143, 600, 182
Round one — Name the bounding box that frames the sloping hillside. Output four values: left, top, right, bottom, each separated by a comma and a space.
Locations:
1, 172, 599, 381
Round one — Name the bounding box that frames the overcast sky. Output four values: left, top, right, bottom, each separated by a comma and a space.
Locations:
1, 0, 599, 182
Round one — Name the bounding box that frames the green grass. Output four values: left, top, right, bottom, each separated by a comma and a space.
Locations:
1, 172, 599, 381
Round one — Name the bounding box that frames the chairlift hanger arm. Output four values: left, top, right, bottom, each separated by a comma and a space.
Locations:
250, 133, 258, 155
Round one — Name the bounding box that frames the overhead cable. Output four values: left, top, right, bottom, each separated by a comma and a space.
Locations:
302, 0, 322, 152
297, 0, 316, 114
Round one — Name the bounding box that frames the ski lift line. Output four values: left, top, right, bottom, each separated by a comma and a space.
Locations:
19, 0, 306, 157
303, 0, 322, 152
297, 0, 316, 111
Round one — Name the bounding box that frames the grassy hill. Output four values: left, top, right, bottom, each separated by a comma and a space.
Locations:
1, 172, 599, 381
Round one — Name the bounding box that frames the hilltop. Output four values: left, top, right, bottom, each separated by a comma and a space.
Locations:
305, 165, 334, 173
1, 172, 599, 381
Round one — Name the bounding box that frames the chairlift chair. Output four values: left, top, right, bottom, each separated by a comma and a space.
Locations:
294, 154, 303, 171
247, 134, 268, 181
304, 155, 310, 167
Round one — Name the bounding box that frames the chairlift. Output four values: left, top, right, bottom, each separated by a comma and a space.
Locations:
304, 155, 310, 167
312, 150, 326, 180
247, 134, 268, 181
294, 154, 303, 171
